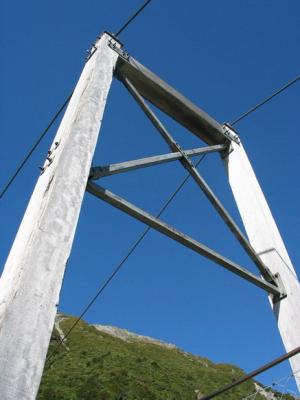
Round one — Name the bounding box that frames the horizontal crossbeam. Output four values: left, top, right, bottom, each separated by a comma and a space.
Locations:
90, 144, 226, 180
87, 181, 282, 297
110, 42, 230, 145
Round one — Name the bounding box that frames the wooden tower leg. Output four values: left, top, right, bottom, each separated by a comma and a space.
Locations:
0, 33, 119, 400
224, 137, 300, 390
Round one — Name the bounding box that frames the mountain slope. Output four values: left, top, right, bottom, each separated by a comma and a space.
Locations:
37, 314, 292, 400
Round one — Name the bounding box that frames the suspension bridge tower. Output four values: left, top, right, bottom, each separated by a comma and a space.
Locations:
0, 31, 299, 399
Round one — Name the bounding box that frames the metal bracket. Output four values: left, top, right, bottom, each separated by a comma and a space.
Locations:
108, 39, 130, 61
86, 31, 123, 62
223, 123, 240, 144
271, 272, 287, 303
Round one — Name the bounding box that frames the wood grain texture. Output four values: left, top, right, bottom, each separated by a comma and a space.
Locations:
0, 33, 118, 400
224, 137, 300, 390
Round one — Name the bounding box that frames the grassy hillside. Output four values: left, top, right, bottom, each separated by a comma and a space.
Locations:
37, 314, 292, 400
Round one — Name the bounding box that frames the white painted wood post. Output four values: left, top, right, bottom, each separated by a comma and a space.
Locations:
0, 33, 119, 400
224, 136, 300, 390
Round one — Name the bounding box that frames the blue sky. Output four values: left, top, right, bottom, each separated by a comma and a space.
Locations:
1, 0, 300, 394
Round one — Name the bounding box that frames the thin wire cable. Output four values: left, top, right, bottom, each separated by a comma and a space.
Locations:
230, 75, 300, 126
200, 346, 300, 400
115, 0, 152, 37
45, 154, 206, 367
0, 92, 73, 200
2, 50, 297, 199
0, 3, 152, 200
242, 368, 300, 399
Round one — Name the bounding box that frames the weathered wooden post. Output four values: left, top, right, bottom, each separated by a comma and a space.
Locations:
0, 32, 119, 400
224, 134, 300, 390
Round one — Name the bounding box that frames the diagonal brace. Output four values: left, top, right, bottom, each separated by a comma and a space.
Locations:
90, 144, 226, 180
121, 76, 279, 288
87, 181, 283, 298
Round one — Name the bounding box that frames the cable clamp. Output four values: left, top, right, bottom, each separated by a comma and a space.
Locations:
39, 141, 60, 175
223, 123, 240, 144
108, 40, 130, 61
85, 44, 97, 61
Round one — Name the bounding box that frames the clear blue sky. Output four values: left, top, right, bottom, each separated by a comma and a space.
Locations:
1, 0, 299, 394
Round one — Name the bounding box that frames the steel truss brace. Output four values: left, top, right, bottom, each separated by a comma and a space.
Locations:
90, 144, 226, 180
119, 76, 283, 293
87, 181, 283, 298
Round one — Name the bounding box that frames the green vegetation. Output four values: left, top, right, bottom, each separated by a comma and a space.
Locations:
37, 315, 293, 400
